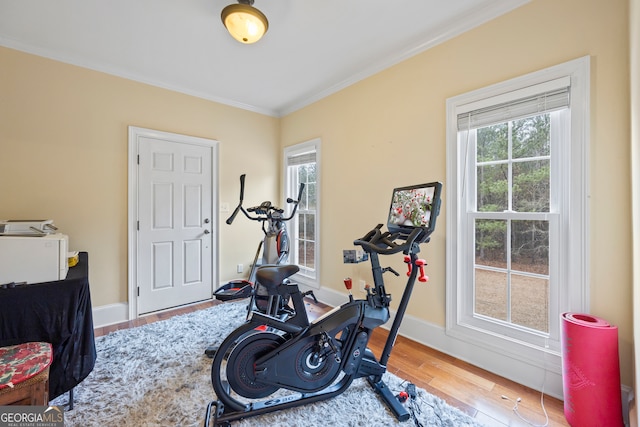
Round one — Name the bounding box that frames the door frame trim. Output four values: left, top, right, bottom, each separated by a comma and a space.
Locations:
127, 126, 219, 320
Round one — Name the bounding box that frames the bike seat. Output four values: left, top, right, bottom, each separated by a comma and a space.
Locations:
255, 265, 300, 291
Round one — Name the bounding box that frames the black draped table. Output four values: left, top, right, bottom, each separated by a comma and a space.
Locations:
0, 252, 96, 400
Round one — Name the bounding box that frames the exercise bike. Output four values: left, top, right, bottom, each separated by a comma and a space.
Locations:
204, 181, 442, 426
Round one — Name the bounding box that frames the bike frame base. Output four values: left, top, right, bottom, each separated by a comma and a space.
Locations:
203, 373, 410, 426
367, 375, 410, 422
204, 377, 353, 427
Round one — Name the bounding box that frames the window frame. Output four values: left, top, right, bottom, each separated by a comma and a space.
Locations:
445, 57, 590, 365
283, 138, 321, 289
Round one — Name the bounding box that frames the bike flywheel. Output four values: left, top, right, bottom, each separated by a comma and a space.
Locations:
226, 331, 284, 399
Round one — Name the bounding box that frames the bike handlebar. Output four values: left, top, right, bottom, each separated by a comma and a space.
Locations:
353, 224, 424, 255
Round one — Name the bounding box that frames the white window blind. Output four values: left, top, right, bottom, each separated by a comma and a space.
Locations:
287, 151, 316, 166
457, 77, 570, 130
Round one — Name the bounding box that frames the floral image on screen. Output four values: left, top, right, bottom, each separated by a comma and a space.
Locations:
388, 187, 435, 227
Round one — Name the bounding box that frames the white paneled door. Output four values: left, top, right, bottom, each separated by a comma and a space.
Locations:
136, 133, 215, 315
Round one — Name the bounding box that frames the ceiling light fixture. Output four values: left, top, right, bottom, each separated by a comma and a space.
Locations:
221, 0, 268, 44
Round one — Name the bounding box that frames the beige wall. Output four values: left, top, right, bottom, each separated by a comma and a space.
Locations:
0, 46, 280, 306
281, 0, 633, 385
0, 0, 634, 398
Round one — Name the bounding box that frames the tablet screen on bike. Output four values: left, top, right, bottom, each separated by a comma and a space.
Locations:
387, 182, 442, 238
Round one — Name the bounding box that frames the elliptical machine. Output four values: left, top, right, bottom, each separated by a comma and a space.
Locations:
204, 181, 442, 426
213, 173, 309, 314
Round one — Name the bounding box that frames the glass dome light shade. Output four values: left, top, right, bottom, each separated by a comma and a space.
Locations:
221, 3, 268, 44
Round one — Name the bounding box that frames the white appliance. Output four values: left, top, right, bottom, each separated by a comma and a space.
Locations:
0, 234, 69, 284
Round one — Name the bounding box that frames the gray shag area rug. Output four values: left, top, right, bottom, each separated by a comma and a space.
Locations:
52, 300, 485, 426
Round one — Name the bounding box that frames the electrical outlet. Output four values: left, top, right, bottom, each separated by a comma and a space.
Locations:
237, 264, 243, 273
359, 279, 366, 292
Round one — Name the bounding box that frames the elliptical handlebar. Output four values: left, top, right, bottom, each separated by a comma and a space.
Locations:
353, 224, 423, 255
282, 181, 306, 221
226, 175, 246, 225
225, 174, 305, 225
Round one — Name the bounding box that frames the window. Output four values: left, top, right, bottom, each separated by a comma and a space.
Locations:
284, 139, 320, 288
446, 57, 589, 363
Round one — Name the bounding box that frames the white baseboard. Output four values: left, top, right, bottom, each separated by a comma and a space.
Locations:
92, 302, 129, 328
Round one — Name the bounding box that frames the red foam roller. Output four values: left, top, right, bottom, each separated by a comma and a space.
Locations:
560, 312, 623, 426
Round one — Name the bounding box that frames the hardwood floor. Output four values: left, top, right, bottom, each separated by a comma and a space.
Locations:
95, 299, 568, 427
